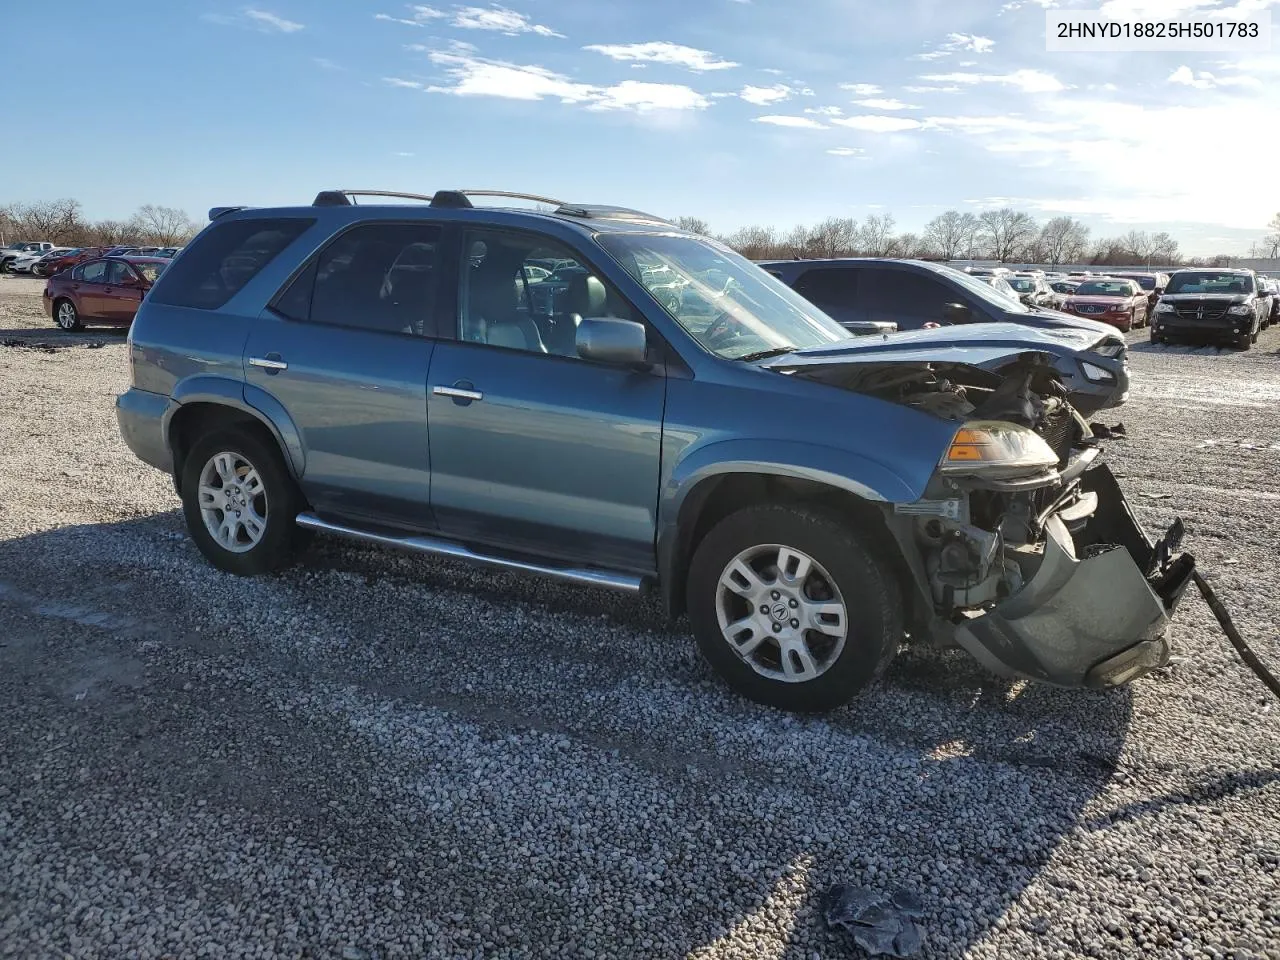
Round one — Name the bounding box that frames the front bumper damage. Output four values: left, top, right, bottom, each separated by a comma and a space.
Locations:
950, 464, 1195, 688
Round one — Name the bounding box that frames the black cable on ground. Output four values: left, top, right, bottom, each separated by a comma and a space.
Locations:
1193, 570, 1280, 701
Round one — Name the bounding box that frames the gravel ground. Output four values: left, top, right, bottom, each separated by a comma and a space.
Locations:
1, 273, 1278, 959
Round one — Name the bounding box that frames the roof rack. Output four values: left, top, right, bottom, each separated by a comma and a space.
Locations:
309, 189, 672, 224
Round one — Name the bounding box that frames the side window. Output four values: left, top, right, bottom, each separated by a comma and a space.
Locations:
792, 268, 858, 308
81, 261, 109, 284
105, 261, 134, 285
71, 264, 85, 281
147, 217, 314, 310
277, 222, 442, 336
863, 269, 959, 321
460, 229, 632, 358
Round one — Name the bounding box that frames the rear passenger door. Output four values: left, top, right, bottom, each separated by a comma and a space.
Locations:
789, 268, 865, 328
244, 221, 447, 531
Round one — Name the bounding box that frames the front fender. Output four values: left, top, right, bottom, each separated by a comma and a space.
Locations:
164, 375, 305, 477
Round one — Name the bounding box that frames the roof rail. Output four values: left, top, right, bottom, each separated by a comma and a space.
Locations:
209, 206, 249, 220
313, 189, 436, 206
457, 189, 567, 207
552, 203, 672, 225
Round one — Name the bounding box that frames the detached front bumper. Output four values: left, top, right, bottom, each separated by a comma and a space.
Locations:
954, 464, 1195, 688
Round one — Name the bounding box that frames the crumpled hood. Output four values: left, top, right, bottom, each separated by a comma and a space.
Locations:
762, 321, 1109, 371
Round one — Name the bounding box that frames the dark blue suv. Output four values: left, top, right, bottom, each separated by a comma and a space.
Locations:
116, 189, 1193, 711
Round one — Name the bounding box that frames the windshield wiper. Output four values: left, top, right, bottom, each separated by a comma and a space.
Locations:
737, 346, 797, 362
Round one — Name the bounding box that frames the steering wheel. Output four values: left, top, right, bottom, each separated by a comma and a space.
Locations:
703, 310, 746, 346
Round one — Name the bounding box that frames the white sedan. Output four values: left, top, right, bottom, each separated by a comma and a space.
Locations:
10, 247, 72, 274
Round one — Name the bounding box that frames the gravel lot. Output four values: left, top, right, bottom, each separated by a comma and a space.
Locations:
2, 273, 1278, 960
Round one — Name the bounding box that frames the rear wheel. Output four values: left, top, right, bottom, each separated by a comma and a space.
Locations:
180, 428, 307, 576
54, 299, 81, 331
687, 504, 902, 712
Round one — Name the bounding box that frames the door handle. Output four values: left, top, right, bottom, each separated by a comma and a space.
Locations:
249, 355, 288, 372
432, 385, 483, 402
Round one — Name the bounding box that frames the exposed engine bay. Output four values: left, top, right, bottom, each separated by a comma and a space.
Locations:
792, 351, 1196, 689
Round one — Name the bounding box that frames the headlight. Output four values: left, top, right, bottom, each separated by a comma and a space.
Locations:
1228, 304, 1253, 315
940, 421, 1060, 478
1155, 302, 1175, 313
1081, 361, 1116, 382
1091, 340, 1124, 358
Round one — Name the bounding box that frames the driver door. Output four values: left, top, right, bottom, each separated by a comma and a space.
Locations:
425, 228, 667, 573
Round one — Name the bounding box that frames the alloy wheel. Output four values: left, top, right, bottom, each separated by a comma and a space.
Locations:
197, 451, 269, 554
715, 543, 848, 683
56, 302, 77, 329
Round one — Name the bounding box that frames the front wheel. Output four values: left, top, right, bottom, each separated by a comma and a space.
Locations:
180, 428, 306, 576
1236, 332, 1252, 351
687, 504, 903, 712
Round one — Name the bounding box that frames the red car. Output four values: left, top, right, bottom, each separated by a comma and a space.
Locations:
43, 257, 169, 331
1060, 277, 1149, 332
35, 246, 110, 278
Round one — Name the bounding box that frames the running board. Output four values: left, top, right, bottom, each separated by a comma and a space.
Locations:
294, 512, 646, 593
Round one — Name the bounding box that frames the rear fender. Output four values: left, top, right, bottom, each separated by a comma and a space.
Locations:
165, 375, 304, 478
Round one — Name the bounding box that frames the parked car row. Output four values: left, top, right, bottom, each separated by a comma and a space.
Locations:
0, 240, 183, 276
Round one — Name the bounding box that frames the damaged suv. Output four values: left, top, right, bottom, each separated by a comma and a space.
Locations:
117, 190, 1194, 712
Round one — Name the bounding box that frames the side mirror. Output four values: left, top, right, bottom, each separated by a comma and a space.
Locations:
942, 302, 972, 324
576, 317, 649, 366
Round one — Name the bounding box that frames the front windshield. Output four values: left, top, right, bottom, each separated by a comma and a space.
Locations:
933, 265, 1031, 313
596, 233, 849, 360
1166, 272, 1254, 295
1075, 280, 1133, 297
1008, 278, 1036, 293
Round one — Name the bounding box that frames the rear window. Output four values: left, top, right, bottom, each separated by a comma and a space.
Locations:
147, 217, 313, 310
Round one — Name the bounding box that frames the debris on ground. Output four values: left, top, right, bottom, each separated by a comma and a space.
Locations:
823, 883, 926, 957
1089, 422, 1127, 440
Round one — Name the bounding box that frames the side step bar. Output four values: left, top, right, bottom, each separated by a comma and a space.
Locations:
294, 512, 646, 593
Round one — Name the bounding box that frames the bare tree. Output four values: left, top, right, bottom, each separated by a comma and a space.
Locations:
721, 225, 779, 260
922, 211, 978, 260
1150, 231, 1180, 266
674, 216, 711, 236
129, 205, 199, 246
1262, 211, 1280, 259
888, 232, 929, 258
1039, 216, 1090, 266
977, 207, 1038, 262
861, 213, 896, 257
806, 216, 858, 258
3, 199, 85, 245
781, 223, 814, 258
1120, 230, 1160, 268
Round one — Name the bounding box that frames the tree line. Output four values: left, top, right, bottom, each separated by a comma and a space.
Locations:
0, 199, 200, 249
680, 208, 1280, 268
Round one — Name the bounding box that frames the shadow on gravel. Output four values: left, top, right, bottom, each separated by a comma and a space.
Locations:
0, 326, 127, 349
1082, 768, 1280, 832
1127, 339, 1244, 356
0, 514, 1134, 958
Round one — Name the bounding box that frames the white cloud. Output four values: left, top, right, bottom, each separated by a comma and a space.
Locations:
375, 6, 445, 27
805, 105, 845, 116
904, 84, 962, 93
591, 81, 710, 112
313, 57, 342, 70
393, 151, 416, 157
425, 51, 710, 112
840, 83, 882, 95
924, 115, 1077, 134
832, 115, 923, 132
452, 5, 563, 37
583, 41, 738, 72
1168, 64, 1261, 88
383, 76, 424, 88
244, 9, 304, 32
920, 69, 1066, 93
913, 32, 995, 59
1001, 0, 1060, 11
827, 147, 867, 156
755, 115, 827, 129
853, 98, 918, 110
739, 83, 792, 105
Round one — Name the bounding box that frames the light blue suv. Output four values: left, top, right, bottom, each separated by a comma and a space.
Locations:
117, 189, 1194, 711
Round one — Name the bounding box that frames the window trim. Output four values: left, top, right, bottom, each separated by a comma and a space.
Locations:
451, 224, 665, 370
265, 219, 451, 340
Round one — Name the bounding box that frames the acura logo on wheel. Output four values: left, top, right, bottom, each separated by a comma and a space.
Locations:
770, 602, 789, 623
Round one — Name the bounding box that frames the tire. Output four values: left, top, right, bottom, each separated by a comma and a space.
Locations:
1149, 329, 1161, 344
687, 503, 903, 712
180, 428, 307, 576
53, 299, 82, 331
1236, 332, 1251, 351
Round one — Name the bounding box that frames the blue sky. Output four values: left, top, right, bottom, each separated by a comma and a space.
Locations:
2, 0, 1277, 254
